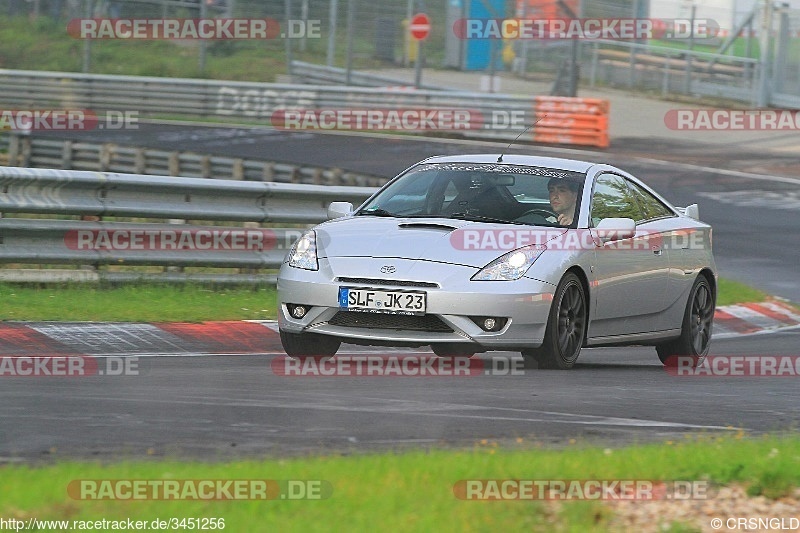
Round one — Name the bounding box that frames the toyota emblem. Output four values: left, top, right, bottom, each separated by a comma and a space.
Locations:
380, 265, 396, 274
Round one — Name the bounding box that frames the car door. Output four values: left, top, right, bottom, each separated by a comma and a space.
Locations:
588, 174, 671, 338
624, 177, 696, 325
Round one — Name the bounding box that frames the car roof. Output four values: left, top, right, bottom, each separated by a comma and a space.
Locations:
419, 154, 596, 173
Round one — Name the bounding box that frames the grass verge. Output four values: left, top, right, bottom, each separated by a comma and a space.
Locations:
715, 278, 770, 307
0, 435, 798, 531
0, 283, 276, 322
0, 276, 776, 322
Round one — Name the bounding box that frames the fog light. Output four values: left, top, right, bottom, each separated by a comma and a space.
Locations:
290, 305, 307, 318
469, 316, 508, 332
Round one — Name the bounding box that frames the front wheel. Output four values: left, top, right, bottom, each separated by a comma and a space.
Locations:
522, 272, 587, 370
656, 275, 714, 367
280, 330, 341, 358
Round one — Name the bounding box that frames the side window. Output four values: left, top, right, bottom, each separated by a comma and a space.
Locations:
590, 174, 644, 226
625, 180, 674, 221
378, 170, 438, 214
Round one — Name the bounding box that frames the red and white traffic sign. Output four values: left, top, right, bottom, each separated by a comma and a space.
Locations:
409, 13, 430, 41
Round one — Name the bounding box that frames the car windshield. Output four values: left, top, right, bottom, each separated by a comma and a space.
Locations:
358, 162, 587, 227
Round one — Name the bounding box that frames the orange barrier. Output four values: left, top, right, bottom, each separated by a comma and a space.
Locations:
532, 96, 610, 149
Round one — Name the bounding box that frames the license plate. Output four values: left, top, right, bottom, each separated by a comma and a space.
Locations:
338, 287, 426, 315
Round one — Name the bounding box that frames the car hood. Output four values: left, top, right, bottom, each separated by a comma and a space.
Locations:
315, 216, 568, 269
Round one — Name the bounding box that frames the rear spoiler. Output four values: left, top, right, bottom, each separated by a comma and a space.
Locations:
676, 204, 700, 220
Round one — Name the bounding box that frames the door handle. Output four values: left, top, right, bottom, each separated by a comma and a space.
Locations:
653, 248, 663, 256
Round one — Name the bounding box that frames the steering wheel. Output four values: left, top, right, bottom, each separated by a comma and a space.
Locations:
517, 208, 557, 223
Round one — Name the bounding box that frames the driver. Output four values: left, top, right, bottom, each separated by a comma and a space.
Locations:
548, 177, 579, 226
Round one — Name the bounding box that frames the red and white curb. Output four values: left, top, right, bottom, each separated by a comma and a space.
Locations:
713, 300, 800, 338
0, 301, 796, 357
0, 321, 282, 357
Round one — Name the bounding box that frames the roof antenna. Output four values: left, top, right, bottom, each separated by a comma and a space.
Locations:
497, 115, 546, 163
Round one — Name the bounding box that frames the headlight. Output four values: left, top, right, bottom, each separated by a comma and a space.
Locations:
471, 245, 545, 281
288, 230, 319, 270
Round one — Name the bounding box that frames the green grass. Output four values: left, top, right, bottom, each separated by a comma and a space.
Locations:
716, 278, 769, 307
0, 16, 291, 81
0, 283, 277, 322
0, 276, 778, 322
0, 435, 798, 531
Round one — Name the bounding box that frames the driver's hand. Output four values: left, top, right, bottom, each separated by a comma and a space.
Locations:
557, 214, 572, 225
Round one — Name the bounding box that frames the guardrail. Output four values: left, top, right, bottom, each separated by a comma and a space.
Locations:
288, 61, 447, 90
0, 68, 603, 147
0, 167, 378, 283
0, 133, 388, 186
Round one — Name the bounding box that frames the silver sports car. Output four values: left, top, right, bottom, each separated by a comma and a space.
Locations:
277, 155, 716, 369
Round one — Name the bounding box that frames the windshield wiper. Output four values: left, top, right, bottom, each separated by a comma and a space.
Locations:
357, 208, 397, 217
448, 212, 526, 225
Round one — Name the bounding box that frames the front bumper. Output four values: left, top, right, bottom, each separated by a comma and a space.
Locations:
277, 257, 556, 350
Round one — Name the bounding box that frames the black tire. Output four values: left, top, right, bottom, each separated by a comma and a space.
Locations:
521, 272, 587, 370
431, 343, 476, 358
656, 275, 715, 368
279, 330, 341, 358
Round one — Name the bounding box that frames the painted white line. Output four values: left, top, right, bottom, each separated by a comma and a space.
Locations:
632, 158, 800, 186
698, 190, 800, 210
410, 411, 737, 430
58, 392, 739, 430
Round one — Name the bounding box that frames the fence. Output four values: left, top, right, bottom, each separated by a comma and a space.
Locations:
0, 166, 377, 283
287, 61, 447, 89
586, 40, 760, 104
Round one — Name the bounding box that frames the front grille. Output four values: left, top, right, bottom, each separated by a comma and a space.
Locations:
336, 277, 439, 288
328, 311, 453, 332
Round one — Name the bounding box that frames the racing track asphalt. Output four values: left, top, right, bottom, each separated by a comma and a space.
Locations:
1, 330, 799, 462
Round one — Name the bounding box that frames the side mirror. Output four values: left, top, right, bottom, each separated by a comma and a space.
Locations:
595, 217, 636, 243
679, 204, 700, 220
327, 201, 353, 220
